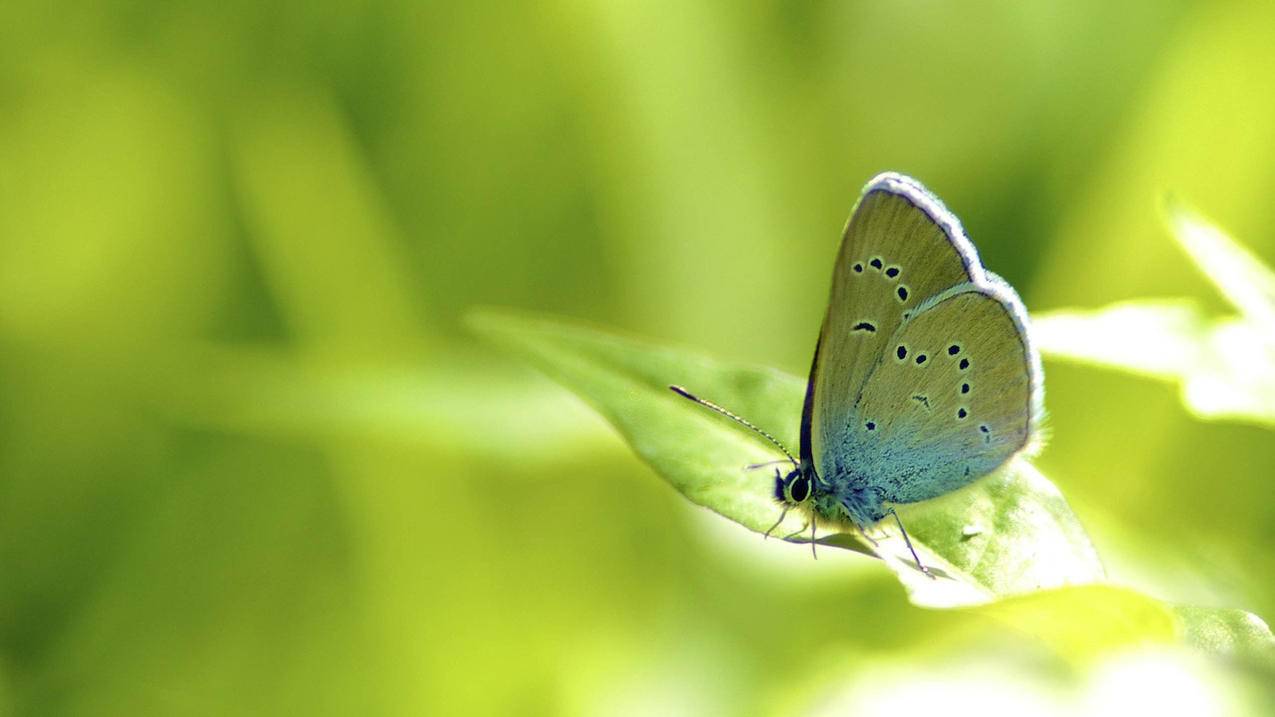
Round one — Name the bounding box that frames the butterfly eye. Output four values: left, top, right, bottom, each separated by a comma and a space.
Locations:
787, 476, 811, 503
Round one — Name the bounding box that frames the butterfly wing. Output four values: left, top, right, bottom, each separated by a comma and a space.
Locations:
849, 278, 1042, 503
802, 174, 981, 471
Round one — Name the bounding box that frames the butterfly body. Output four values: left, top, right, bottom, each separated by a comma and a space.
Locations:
770, 461, 882, 528
811, 469, 886, 528
674, 172, 1042, 566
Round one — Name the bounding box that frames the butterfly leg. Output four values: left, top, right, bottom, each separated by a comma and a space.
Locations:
888, 508, 932, 578
810, 519, 818, 560
763, 507, 789, 540
780, 521, 810, 541
856, 523, 879, 548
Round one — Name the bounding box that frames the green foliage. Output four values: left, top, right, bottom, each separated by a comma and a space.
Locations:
471, 309, 1275, 666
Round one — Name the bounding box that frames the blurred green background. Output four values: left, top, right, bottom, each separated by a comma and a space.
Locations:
3, 1, 1275, 714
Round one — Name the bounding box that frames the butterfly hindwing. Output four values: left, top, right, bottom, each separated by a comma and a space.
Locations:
850, 280, 1040, 503
804, 174, 980, 473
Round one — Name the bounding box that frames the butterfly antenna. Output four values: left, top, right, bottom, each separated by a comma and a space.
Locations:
668, 385, 798, 466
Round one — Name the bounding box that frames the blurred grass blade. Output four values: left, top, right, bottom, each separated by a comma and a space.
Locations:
1167, 201, 1275, 329
232, 86, 423, 351
469, 308, 1103, 608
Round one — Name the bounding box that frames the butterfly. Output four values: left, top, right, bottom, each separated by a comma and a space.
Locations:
671, 172, 1043, 573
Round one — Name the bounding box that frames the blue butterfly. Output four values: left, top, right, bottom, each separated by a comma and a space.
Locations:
672, 173, 1043, 573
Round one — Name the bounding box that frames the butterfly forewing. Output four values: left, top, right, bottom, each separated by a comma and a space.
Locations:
851, 282, 1038, 503
805, 176, 980, 472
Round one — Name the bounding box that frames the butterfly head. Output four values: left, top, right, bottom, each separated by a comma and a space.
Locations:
774, 467, 812, 507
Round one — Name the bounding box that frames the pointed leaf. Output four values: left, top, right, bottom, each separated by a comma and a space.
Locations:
469, 309, 1103, 607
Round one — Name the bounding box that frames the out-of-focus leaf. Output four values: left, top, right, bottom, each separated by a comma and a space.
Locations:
1035, 206, 1275, 425
1175, 605, 1275, 673
803, 639, 1272, 717
976, 585, 1179, 662
1169, 202, 1275, 330
1033, 300, 1205, 380
468, 309, 1103, 608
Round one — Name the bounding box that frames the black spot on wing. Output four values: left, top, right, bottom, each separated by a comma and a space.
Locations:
851, 321, 877, 333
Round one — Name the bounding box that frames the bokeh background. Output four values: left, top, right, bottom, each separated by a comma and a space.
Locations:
3, 1, 1275, 714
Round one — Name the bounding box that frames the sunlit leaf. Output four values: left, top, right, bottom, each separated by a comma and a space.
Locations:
1033, 300, 1204, 381
1035, 206, 1275, 425
468, 309, 1104, 608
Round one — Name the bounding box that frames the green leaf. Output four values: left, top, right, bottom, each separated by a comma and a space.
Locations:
470, 309, 1275, 664
468, 309, 1103, 608
975, 585, 1179, 661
